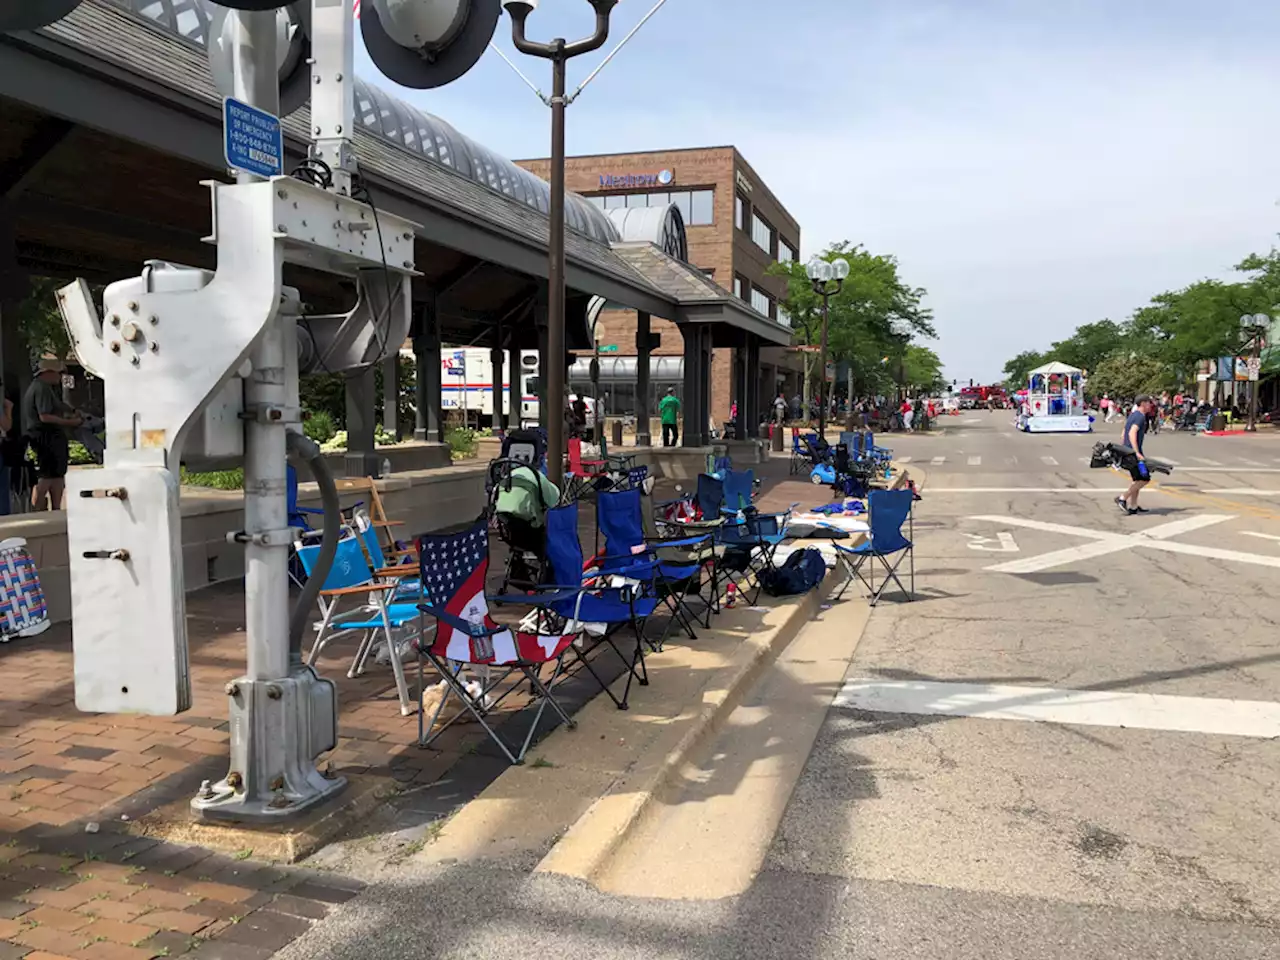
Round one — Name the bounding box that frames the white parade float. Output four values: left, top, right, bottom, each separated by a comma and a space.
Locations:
1017, 361, 1092, 433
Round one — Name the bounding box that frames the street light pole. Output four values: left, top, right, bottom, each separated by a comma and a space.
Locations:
805, 257, 849, 439
505, 0, 617, 487
1240, 313, 1270, 433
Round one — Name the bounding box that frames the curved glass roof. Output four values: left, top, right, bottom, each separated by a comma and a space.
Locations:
104, 0, 621, 245
607, 205, 688, 263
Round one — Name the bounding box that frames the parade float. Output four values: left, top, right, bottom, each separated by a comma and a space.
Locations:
1016, 361, 1092, 433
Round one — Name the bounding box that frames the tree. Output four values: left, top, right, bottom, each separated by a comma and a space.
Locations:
1049, 319, 1128, 374
770, 241, 934, 401
1003, 350, 1047, 390
903, 345, 947, 394
1087, 353, 1174, 399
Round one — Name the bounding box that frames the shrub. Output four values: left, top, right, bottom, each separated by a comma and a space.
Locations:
181, 467, 245, 490
446, 426, 477, 460
304, 409, 337, 444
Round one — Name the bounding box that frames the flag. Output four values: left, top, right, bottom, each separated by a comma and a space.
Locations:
416, 517, 575, 665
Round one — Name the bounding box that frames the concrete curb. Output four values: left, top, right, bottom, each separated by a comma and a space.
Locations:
533, 583, 830, 884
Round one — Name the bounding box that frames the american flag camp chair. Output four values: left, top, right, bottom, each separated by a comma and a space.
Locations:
297, 533, 421, 716
415, 516, 582, 764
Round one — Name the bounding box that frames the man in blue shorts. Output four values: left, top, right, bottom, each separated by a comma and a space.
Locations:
1116, 395, 1155, 515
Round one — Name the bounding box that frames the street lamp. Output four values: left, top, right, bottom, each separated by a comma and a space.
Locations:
805, 256, 849, 437
504, 0, 617, 488
1239, 313, 1270, 432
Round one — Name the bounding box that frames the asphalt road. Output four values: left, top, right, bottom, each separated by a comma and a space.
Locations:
279, 411, 1280, 960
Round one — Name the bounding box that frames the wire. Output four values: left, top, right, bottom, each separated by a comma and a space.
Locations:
290, 156, 334, 190
488, 41, 550, 106
568, 0, 671, 104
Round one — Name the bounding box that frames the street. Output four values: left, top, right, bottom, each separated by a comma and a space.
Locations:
277, 412, 1280, 960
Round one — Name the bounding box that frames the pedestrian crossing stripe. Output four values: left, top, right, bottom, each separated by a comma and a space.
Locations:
1041, 456, 1059, 466
897, 456, 913, 464
1190, 457, 1222, 466
967, 456, 981, 466
931, 456, 946, 465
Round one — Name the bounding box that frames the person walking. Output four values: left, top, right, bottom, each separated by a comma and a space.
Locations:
23, 359, 80, 512
773, 392, 787, 425
1116, 395, 1155, 516
1100, 393, 1112, 422
900, 397, 914, 432
659, 386, 680, 447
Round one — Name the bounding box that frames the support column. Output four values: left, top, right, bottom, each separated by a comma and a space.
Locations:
413, 294, 444, 444
381, 352, 399, 440
700, 327, 713, 446
344, 366, 379, 477
682, 325, 712, 449
743, 338, 760, 438
0, 217, 29, 415
535, 292, 549, 429
491, 336, 506, 434
635, 311, 651, 446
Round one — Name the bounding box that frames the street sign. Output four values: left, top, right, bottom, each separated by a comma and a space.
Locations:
599, 344, 619, 353
825, 362, 835, 382
1247, 357, 1261, 381
223, 97, 283, 179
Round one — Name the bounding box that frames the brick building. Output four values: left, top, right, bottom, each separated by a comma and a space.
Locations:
515, 146, 803, 434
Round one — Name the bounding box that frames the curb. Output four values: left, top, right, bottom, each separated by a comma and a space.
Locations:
533, 582, 830, 884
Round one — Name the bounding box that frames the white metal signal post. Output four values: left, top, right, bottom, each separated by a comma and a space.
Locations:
51, 0, 431, 821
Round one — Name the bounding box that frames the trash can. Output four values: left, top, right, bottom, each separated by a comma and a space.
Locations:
771, 423, 784, 451
612, 419, 623, 447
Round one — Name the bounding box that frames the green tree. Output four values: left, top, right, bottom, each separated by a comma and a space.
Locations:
770, 241, 934, 400
903, 345, 947, 394
1002, 350, 1047, 390
1049, 319, 1129, 374
1087, 353, 1174, 399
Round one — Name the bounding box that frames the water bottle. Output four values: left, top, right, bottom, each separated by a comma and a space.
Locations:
736, 508, 746, 524
725, 581, 736, 608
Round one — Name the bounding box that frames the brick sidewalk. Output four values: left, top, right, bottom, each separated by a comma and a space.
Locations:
0, 453, 809, 959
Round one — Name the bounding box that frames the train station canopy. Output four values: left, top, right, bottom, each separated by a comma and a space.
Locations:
0, 0, 791, 350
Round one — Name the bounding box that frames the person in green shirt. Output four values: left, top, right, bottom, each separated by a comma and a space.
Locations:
659, 387, 680, 447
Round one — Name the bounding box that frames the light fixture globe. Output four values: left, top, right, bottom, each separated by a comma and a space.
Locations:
805, 258, 823, 281
831, 258, 850, 281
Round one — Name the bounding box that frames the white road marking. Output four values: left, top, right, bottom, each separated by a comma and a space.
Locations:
965, 532, 1018, 553
967, 456, 981, 466
1041, 456, 1059, 466
930, 487, 1136, 494
931, 456, 947, 465
970, 513, 1280, 573
896, 456, 913, 464
1160, 457, 1180, 466
1205, 488, 1280, 496
1178, 467, 1280, 473
1189, 457, 1223, 466
964, 418, 982, 425
1241, 531, 1280, 544
834, 679, 1280, 739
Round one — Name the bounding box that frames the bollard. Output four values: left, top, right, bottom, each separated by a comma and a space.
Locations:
771, 423, 784, 452
612, 419, 623, 448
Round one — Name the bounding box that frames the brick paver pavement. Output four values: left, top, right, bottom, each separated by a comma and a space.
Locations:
0, 452, 823, 958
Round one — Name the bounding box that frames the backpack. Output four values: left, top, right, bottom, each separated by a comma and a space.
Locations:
760, 548, 827, 597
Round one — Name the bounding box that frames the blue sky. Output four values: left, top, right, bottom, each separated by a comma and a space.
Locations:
356, 0, 1280, 383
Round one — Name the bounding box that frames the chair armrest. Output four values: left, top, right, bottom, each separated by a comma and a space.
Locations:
296, 506, 324, 516
320, 583, 397, 597
648, 534, 712, 549
374, 566, 419, 579
416, 604, 508, 637
488, 588, 583, 606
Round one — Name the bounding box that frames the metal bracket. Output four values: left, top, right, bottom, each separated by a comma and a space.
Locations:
240, 403, 300, 425
227, 527, 295, 547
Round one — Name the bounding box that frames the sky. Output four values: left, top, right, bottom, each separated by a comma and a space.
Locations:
355, 0, 1280, 384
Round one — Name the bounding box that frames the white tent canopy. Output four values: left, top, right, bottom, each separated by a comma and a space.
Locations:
1028, 361, 1083, 376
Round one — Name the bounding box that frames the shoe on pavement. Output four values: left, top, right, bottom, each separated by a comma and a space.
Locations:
1115, 497, 1130, 513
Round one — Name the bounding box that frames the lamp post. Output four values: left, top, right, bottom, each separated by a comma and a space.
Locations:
1240, 313, 1270, 432
504, 0, 617, 487
805, 256, 849, 438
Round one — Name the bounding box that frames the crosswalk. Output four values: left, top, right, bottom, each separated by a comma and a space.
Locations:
891, 453, 1280, 472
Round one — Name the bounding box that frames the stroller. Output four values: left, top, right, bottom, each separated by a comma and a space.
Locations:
487, 457, 556, 592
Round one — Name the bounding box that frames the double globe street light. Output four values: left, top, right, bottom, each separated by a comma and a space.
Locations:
1239, 313, 1271, 432
805, 256, 850, 437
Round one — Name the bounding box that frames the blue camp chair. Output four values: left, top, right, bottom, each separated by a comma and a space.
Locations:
721, 469, 756, 514
597, 487, 716, 645
714, 503, 796, 607
296, 534, 422, 715
832, 489, 914, 606
789, 428, 807, 475
542, 500, 658, 710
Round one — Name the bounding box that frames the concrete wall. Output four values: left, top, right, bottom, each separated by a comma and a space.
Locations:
3, 462, 490, 627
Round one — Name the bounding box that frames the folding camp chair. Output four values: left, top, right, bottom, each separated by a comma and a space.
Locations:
543, 500, 658, 710
415, 516, 582, 765
789, 427, 806, 475
833, 488, 915, 606
597, 487, 716, 647
714, 504, 796, 607
721, 469, 756, 514
297, 535, 420, 715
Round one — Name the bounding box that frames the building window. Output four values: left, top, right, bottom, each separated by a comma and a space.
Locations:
734, 275, 747, 300
689, 189, 714, 225
777, 306, 792, 327
603, 194, 625, 210
735, 193, 748, 231
750, 285, 772, 317
699, 267, 715, 277
751, 211, 774, 255
778, 239, 796, 263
